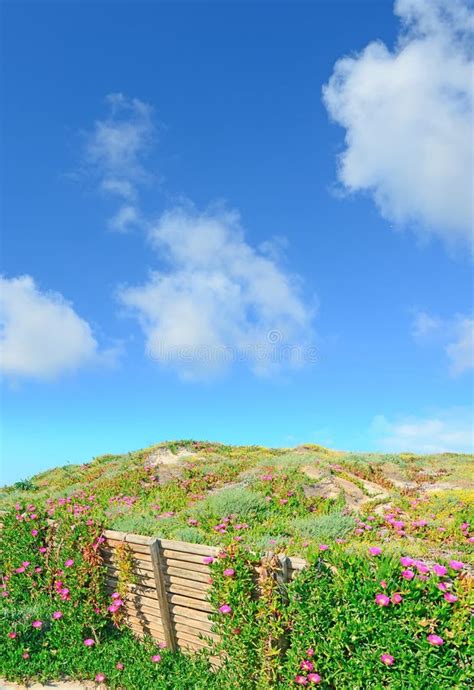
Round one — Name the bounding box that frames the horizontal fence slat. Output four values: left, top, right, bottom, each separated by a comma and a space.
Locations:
165, 566, 211, 584
166, 582, 209, 601
175, 622, 219, 642
165, 575, 210, 592
172, 613, 214, 633
171, 605, 213, 622
103, 530, 155, 546
159, 539, 219, 557
162, 549, 216, 565
167, 593, 213, 613
163, 559, 210, 574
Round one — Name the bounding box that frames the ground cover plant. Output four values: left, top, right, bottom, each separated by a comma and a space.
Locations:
1, 441, 473, 688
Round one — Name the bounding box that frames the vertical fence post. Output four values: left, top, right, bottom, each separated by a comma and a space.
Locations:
150, 537, 177, 652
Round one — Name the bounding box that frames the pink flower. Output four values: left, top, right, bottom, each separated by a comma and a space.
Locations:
433, 564, 447, 577
437, 582, 449, 592
306, 648, 314, 657
219, 604, 232, 614
427, 634, 444, 646
449, 560, 464, 571
203, 556, 214, 565
151, 654, 161, 663
116, 663, 124, 670
22, 562, 30, 567
307, 674, 321, 684
8, 632, 16, 639
34, 567, 42, 574
52, 611, 63, 619
380, 580, 387, 589
111, 592, 121, 599
380, 653, 394, 666
391, 592, 403, 604
375, 593, 390, 606
319, 544, 329, 551
444, 593, 458, 603
31, 529, 38, 536
400, 556, 414, 567
22, 652, 29, 659
64, 559, 74, 567
369, 546, 382, 556
84, 638, 95, 646
401, 569, 415, 580
32, 620, 42, 629
223, 568, 235, 577
301, 660, 314, 672
95, 674, 105, 682
15, 567, 25, 574
295, 676, 308, 686
39, 547, 47, 554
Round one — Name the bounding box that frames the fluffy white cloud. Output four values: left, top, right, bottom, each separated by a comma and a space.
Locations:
371, 409, 474, 454
0, 275, 111, 380
84, 93, 155, 230
323, 0, 473, 247
412, 310, 474, 375
118, 207, 315, 379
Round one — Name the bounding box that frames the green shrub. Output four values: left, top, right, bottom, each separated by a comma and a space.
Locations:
196, 487, 268, 520
290, 513, 355, 540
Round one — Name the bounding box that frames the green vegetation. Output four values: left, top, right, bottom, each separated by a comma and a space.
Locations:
1, 440, 473, 688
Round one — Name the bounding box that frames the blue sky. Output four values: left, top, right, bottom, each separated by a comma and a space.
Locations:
1, 0, 473, 484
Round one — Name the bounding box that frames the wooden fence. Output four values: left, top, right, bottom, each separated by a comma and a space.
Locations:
102, 529, 307, 655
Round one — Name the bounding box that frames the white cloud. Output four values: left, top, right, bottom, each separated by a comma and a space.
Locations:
371, 409, 474, 454
0, 275, 113, 380
118, 207, 315, 380
412, 310, 474, 376
84, 93, 155, 229
108, 204, 141, 233
323, 0, 473, 248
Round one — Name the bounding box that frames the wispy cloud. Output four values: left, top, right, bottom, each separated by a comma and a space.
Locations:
118, 206, 316, 380
370, 408, 474, 454
323, 0, 473, 249
0, 275, 117, 381
412, 310, 474, 376
83, 92, 156, 232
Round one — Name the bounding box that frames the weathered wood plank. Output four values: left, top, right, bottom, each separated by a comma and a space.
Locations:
165, 566, 211, 584
167, 593, 213, 613
160, 539, 219, 557
171, 605, 213, 622
150, 538, 177, 652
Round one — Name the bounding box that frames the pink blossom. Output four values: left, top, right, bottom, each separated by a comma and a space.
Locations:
64, 559, 74, 567
22, 652, 29, 659
307, 674, 321, 684
444, 593, 458, 603
116, 663, 124, 670
380, 580, 387, 589
223, 568, 235, 577
84, 638, 95, 646
401, 569, 415, 580
449, 560, 464, 571
95, 674, 105, 682
427, 634, 444, 646
437, 582, 449, 592
391, 592, 403, 604
301, 660, 314, 672
15, 567, 25, 574
295, 676, 308, 686
433, 564, 447, 577
111, 592, 121, 599
202, 556, 214, 565
32, 620, 42, 629
35, 566, 42, 574
380, 653, 394, 666
52, 611, 63, 619
31, 529, 38, 536
8, 632, 16, 639
151, 654, 161, 662
319, 544, 329, 551
369, 546, 382, 556
39, 547, 47, 554
219, 604, 232, 614
375, 593, 390, 606
306, 648, 314, 657
400, 556, 414, 567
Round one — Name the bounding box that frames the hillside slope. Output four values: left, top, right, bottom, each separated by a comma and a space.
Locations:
1, 441, 472, 562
